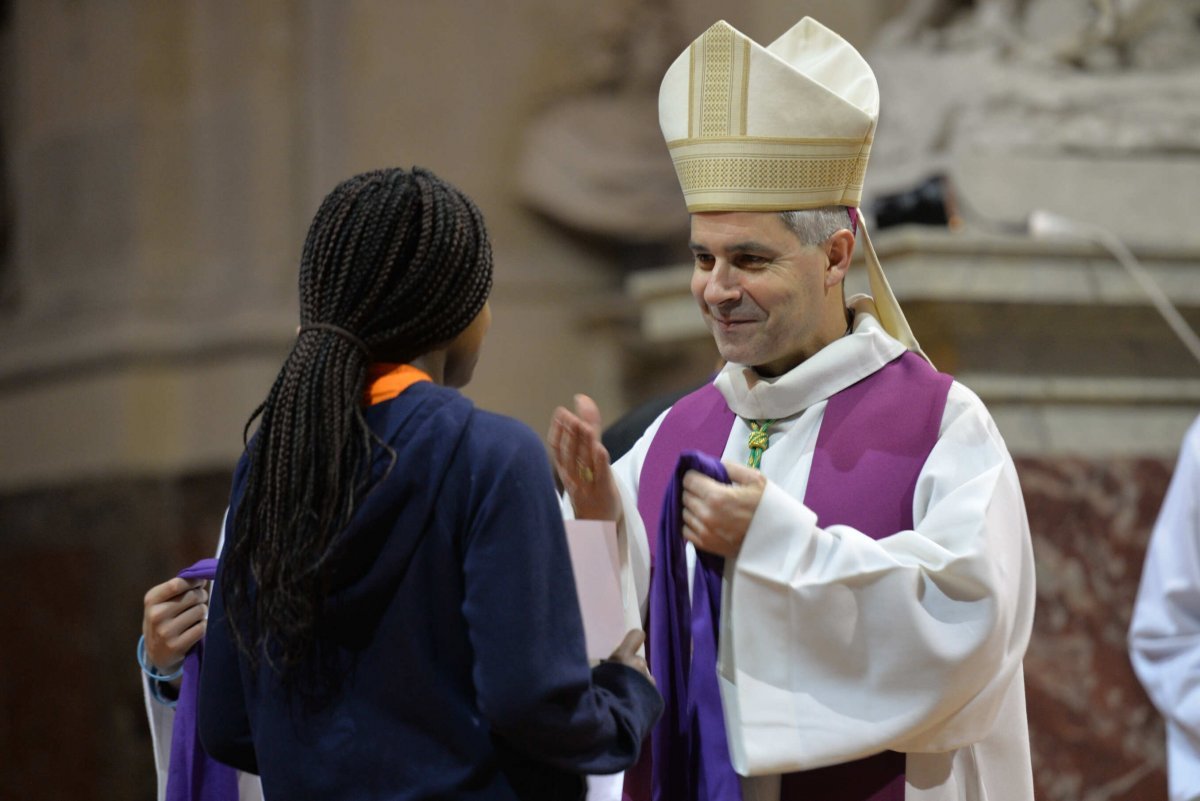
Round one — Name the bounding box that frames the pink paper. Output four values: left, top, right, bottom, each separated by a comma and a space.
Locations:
563, 519, 625, 660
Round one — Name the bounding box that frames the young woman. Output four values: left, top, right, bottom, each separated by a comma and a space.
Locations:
196, 167, 660, 800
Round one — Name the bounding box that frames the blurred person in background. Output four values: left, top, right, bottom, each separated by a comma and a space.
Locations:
1130, 414, 1200, 801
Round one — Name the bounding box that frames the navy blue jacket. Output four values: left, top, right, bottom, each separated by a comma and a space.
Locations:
199, 382, 662, 799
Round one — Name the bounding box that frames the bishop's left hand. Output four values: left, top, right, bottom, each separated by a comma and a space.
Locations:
681, 461, 767, 558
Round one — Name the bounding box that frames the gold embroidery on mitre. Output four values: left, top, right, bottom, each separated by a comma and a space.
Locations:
674, 154, 867, 190
739, 43, 750, 136
666, 135, 872, 210
687, 45, 696, 139
691, 23, 750, 139
698, 25, 729, 136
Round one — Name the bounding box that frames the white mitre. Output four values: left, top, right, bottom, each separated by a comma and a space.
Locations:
658, 17, 927, 361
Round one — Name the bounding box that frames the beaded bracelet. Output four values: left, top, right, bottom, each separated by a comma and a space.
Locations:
137, 634, 184, 683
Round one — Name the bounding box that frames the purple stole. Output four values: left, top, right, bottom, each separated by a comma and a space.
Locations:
166, 558, 240, 801
628, 351, 952, 801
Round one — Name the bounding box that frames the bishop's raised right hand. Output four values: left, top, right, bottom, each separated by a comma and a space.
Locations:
548, 394, 622, 523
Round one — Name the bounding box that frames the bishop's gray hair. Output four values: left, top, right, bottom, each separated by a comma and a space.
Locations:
778, 206, 855, 246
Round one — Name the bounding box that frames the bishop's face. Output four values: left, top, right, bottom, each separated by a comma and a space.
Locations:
689, 211, 837, 378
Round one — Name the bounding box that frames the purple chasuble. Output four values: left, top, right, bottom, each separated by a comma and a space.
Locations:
166, 558, 240, 801
636, 383, 736, 567
631, 352, 952, 801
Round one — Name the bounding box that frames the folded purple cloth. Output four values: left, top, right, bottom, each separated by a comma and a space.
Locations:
165, 559, 239, 801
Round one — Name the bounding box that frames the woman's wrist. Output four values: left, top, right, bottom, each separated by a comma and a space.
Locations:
137, 634, 184, 682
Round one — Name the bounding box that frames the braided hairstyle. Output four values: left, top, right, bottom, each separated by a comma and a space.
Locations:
222, 167, 493, 694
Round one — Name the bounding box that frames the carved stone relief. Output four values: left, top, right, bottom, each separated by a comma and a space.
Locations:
515, 0, 690, 244
867, 0, 1200, 198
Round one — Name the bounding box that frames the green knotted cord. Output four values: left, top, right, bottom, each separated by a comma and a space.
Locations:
746, 419, 774, 469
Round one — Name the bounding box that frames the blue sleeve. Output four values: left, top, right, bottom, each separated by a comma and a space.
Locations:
198, 571, 259, 775
459, 415, 662, 774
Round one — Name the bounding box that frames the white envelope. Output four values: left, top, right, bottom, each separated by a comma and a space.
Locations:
563, 519, 625, 661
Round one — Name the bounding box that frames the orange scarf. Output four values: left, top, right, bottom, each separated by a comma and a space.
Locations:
364, 363, 432, 406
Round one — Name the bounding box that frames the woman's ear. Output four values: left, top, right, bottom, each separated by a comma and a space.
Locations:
824, 228, 856, 288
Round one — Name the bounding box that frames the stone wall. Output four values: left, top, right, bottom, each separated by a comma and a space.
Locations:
0, 471, 231, 800
1021, 456, 1172, 799
0, 0, 907, 493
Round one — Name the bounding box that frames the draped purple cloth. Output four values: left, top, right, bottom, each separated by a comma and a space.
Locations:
625, 384, 733, 801
649, 451, 742, 801
166, 558, 240, 801
632, 352, 952, 801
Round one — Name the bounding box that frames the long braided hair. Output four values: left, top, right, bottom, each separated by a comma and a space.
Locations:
221, 167, 493, 694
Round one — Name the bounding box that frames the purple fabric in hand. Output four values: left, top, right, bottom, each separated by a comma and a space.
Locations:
649, 450, 743, 801
166, 559, 239, 801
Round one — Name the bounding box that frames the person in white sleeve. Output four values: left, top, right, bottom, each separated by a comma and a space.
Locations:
1130, 414, 1200, 801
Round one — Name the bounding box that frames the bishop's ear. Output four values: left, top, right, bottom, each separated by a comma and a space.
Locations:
824, 228, 856, 288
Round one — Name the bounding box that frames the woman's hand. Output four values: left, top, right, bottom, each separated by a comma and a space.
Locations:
142, 576, 209, 680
